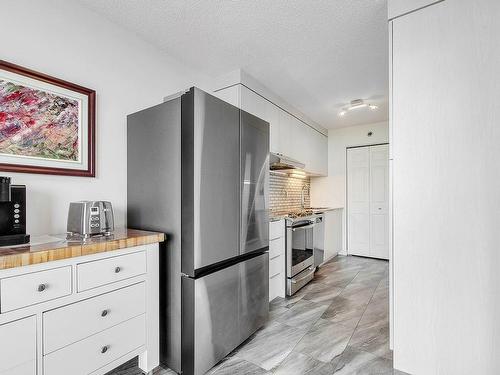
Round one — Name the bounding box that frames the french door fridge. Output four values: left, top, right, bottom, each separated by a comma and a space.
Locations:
127, 87, 269, 375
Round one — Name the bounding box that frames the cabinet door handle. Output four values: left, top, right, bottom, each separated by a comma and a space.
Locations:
101, 345, 109, 354
114, 267, 121, 273
101, 309, 109, 317
37, 284, 47, 292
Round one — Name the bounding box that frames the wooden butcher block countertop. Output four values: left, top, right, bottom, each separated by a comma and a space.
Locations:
0, 228, 165, 270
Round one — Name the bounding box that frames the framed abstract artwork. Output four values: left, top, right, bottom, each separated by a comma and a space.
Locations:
0, 60, 95, 177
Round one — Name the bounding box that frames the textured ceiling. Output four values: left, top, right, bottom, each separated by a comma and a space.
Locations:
77, 0, 389, 129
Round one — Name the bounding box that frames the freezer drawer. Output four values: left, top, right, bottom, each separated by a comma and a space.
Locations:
182, 252, 269, 375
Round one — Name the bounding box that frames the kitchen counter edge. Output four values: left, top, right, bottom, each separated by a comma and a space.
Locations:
0, 228, 166, 271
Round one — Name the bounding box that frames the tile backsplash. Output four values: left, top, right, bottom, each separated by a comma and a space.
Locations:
269, 172, 310, 213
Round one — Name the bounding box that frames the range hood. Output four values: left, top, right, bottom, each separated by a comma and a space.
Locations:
269, 153, 305, 171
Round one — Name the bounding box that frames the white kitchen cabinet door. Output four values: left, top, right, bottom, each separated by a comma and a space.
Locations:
369, 145, 389, 259
241, 85, 264, 119
213, 85, 240, 108
317, 131, 328, 176
307, 127, 328, 176
292, 117, 308, 165
268, 220, 285, 301
0, 316, 36, 374
278, 111, 295, 160
240, 85, 283, 153
303, 125, 316, 173
347, 147, 370, 257
267, 102, 281, 154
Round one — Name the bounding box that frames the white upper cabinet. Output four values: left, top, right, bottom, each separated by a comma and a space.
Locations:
308, 127, 328, 175
278, 110, 294, 159
215, 84, 328, 176
267, 101, 281, 153
240, 86, 280, 154
388, 0, 442, 19
214, 85, 240, 108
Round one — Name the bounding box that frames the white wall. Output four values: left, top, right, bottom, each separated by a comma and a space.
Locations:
1, 0, 212, 235
310, 121, 388, 253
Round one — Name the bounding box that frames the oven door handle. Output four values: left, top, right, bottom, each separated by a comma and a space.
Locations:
292, 223, 316, 231
291, 266, 315, 284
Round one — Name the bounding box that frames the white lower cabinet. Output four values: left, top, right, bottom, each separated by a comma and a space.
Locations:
0, 266, 72, 313
0, 244, 160, 375
0, 316, 36, 375
44, 314, 146, 375
324, 209, 343, 261
77, 251, 147, 292
43, 282, 146, 354
268, 220, 285, 301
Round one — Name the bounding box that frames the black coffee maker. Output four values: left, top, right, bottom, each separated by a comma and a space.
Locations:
0, 177, 29, 246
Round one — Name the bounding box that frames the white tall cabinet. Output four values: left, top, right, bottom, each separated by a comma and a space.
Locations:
390, 0, 500, 373
347, 145, 389, 260
268, 220, 285, 301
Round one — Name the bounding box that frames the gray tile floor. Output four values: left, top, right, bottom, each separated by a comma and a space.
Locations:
108, 255, 406, 375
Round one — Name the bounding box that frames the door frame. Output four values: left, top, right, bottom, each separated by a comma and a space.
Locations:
345, 142, 389, 257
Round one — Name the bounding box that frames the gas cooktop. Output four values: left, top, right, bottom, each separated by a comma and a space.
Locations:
287, 210, 315, 219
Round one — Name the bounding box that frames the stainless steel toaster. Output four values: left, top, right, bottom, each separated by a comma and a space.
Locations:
67, 201, 114, 237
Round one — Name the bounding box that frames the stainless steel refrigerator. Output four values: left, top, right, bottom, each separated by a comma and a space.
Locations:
127, 87, 269, 375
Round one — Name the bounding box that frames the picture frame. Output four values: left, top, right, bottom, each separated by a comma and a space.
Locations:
0, 60, 95, 177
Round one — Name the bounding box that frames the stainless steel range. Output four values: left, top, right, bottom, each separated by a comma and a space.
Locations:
286, 212, 322, 295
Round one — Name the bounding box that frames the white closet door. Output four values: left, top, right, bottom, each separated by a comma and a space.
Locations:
369, 145, 389, 259
347, 147, 370, 256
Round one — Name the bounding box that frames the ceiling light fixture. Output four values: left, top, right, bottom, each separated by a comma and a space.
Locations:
347, 99, 368, 110
338, 99, 379, 117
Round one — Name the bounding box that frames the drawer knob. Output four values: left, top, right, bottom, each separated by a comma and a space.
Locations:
101, 309, 109, 317
37, 284, 47, 292
115, 266, 121, 273
101, 345, 109, 354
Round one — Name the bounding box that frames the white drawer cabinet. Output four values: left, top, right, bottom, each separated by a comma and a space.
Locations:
0, 242, 160, 375
270, 220, 285, 241
0, 316, 36, 374
43, 282, 146, 354
0, 266, 72, 313
77, 251, 146, 292
44, 314, 146, 375
268, 220, 285, 301
269, 237, 284, 259
269, 255, 282, 278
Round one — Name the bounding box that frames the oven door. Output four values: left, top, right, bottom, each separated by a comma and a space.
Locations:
287, 220, 315, 277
